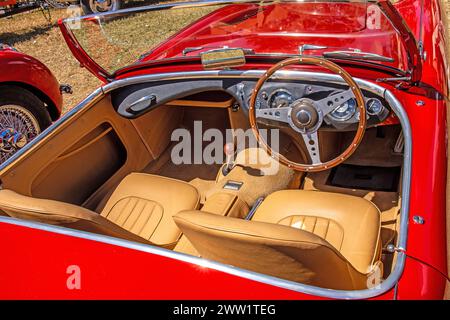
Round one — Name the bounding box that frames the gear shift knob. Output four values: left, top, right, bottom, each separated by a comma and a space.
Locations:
224, 142, 235, 156
222, 142, 235, 176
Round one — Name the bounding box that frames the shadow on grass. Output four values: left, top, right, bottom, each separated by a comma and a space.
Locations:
0, 0, 186, 46
0, 23, 55, 46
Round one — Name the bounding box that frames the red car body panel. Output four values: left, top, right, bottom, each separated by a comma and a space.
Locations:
0, 0, 16, 5
0, 47, 63, 118
0, 217, 446, 299
143, 3, 405, 63
0, 220, 391, 300
1, 0, 448, 299
138, 1, 421, 82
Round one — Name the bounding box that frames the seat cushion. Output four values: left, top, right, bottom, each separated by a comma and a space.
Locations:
101, 173, 200, 246
0, 189, 156, 245
252, 190, 381, 274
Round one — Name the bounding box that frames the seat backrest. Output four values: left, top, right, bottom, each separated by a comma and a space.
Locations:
174, 210, 373, 290
0, 189, 151, 245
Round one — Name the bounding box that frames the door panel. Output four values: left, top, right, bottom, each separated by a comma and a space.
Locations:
131, 105, 183, 160
0, 95, 153, 211
31, 123, 127, 206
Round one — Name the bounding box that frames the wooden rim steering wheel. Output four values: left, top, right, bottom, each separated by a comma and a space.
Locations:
249, 57, 367, 172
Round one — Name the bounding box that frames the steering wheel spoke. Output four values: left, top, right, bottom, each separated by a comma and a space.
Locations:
255, 107, 291, 124
301, 131, 321, 165
317, 89, 355, 115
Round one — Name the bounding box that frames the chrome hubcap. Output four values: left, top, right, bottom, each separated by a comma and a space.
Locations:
0, 105, 40, 164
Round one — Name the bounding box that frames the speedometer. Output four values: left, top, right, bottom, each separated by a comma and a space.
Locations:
329, 98, 357, 121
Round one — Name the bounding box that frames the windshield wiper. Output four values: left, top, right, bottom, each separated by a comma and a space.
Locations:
182, 47, 205, 56
182, 46, 255, 56
322, 51, 394, 63
299, 44, 359, 55
299, 44, 394, 63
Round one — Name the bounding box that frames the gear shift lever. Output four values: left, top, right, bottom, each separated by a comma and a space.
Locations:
222, 142, 235, 176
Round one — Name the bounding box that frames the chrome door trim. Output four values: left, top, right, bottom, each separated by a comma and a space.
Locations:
0, 70, 411, 300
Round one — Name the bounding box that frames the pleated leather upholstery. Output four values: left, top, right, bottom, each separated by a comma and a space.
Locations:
278, 215, 344, 251
101, 173, 200, 246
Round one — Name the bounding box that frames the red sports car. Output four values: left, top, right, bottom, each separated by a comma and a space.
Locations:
0, 43, 63, 164
0, 0, 448, 300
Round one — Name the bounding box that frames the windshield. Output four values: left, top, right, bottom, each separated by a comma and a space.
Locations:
62, 0, 412, 77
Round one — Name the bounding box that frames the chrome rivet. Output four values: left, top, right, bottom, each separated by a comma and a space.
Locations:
416, 100, 425, 107
413, 215, 425, 224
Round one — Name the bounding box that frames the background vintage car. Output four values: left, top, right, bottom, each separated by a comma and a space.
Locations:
0, 0, 448, 300
0, 44, 63, 164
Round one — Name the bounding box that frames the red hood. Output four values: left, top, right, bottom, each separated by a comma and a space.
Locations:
143, 2, 408, 73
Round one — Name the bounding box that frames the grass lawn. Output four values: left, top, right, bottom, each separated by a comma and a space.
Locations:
0, 8, 101, 112
0, 1, 220, 112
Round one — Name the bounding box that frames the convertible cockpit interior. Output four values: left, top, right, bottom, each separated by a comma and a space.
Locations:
0, 63, 406, 292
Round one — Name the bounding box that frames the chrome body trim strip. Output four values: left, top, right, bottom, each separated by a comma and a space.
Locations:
0, 70, 411, 300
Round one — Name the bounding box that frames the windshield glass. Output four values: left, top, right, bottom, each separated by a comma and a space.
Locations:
62, 0, 410, 76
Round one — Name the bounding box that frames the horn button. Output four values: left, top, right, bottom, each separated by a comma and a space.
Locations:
290, 99, 319, 131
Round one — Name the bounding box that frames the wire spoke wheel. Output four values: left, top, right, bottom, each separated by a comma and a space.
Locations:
0, 105, 41, 164
89, 0, 119, 13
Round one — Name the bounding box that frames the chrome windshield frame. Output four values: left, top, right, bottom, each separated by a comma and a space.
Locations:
0, 69, 411, 300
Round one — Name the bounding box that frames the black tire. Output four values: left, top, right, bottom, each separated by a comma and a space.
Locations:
80, 0, 121, 15
0, 86, 52, 131
0, 86, 52, 163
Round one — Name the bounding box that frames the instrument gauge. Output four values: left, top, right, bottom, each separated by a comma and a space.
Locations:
268, 89, 294, 109
329, 98, 357, 121
366, 98, 384, 116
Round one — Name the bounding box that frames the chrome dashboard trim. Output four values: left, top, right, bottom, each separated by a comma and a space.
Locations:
102, 70, 386, 96
0, 70, 411, 300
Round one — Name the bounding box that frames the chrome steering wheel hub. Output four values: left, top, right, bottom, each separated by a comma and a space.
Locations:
287, 98, 323, 134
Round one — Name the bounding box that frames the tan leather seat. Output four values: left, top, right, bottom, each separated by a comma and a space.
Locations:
174, 190, 382, 290
0, 173, 200, 248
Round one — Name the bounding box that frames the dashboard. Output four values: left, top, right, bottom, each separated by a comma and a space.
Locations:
248, 81, 390, 130
111, 77, 392, 130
